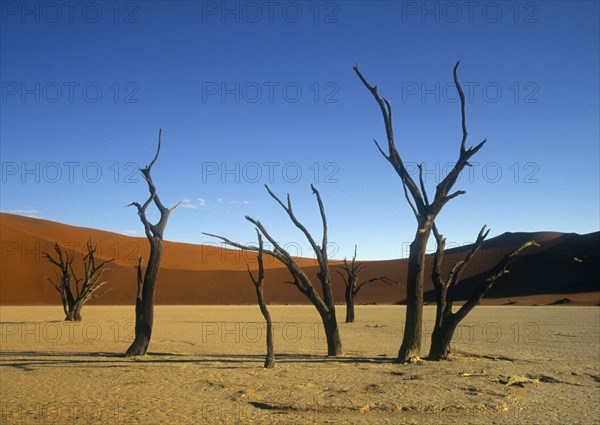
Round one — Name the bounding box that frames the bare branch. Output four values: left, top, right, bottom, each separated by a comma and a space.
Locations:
263, 185, 324, 265
453, 61, 468, 154
243, 217, 296, 265
202, 231, 282, 263
92, 287, 112, 299
127, 201, 152, 240
354, 64, 426, 215
146, 128, 162, 170
246, 230, 265, 287
354, 276, 398, 295
204, 226, 324, 312
311, 184, 328, 260
446, 190, 466, 202
45, 275, 62, 293
429, 63, 487, 215
418, 163, 430, 206
133, 129, 174, 240
373, 139, 389, 160
454, 240, 539, 323
431, 223, 446, 291
335, 269, 351, 288
402, 179, 420, 218
447, 225, 490, 287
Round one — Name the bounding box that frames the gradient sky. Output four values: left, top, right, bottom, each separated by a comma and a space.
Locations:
1, 1, 598, 260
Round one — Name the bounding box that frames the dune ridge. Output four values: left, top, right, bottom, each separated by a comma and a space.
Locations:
1, 213, 598, 306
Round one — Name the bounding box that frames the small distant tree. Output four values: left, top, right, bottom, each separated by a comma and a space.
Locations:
126, 129, 178, 357
44, 240, 113, 321
247, 230, 275, 368
429, 224, 538, 360
336, 245, 398, 323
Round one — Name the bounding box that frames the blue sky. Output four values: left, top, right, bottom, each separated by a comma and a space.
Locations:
1, 1, 598, 260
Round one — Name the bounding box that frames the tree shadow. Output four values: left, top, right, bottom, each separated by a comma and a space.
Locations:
0, 320, 64, 324
0, 350, 395, 371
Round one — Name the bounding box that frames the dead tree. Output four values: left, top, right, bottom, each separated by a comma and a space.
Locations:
205, 184, 342, 356
44, 240, 112, 321
336, 245, 397, 323
355, 62, 487, 362
429, 225, 538, 360
247, 230, 275, 368
125, 129, 178, 357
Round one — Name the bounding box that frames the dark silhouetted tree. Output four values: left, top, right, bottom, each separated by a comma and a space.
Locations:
355, 62, 487, 362
44, 240, 112, 321
429, 224, 538, 360
126, 130, 178, 357
205, 184, 342, 356
247, 230, 275, 368
336, 245, 398, 323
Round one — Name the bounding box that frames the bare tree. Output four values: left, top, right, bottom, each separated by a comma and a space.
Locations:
336, 245, 397, 323
44, 240, 112, 321
354, 62, 487, 362
126, 129, 178, 357
429, 225, 538, 359
205, 184, 342, 356
247, 230, 275, 368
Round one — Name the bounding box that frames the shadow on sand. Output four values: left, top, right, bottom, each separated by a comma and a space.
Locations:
0, 350, 395, 371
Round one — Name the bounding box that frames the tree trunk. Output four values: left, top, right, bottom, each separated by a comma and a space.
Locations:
263, 317, 275, 368
65, 309, 80, 321
322, 312, 342, 356
254, 276, 275, 368
63, 302, 73, 321
72, 303, 83, 322
123, 130, 173, 357
398, 228, 430, 363
126, 242, 162, 356
345, 286, 355, 323
63, 276, 77, 321
64, 297, 82, 321
429, 315, 458, 360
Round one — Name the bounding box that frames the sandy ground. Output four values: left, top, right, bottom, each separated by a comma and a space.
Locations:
1, 305, 599, 424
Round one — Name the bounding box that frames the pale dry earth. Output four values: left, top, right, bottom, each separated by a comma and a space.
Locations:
1, 306, 598, 424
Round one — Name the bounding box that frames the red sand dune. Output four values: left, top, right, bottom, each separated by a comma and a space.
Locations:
0, 213, 598, 306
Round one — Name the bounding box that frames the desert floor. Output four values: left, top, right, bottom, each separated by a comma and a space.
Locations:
1, 305, 599, 424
